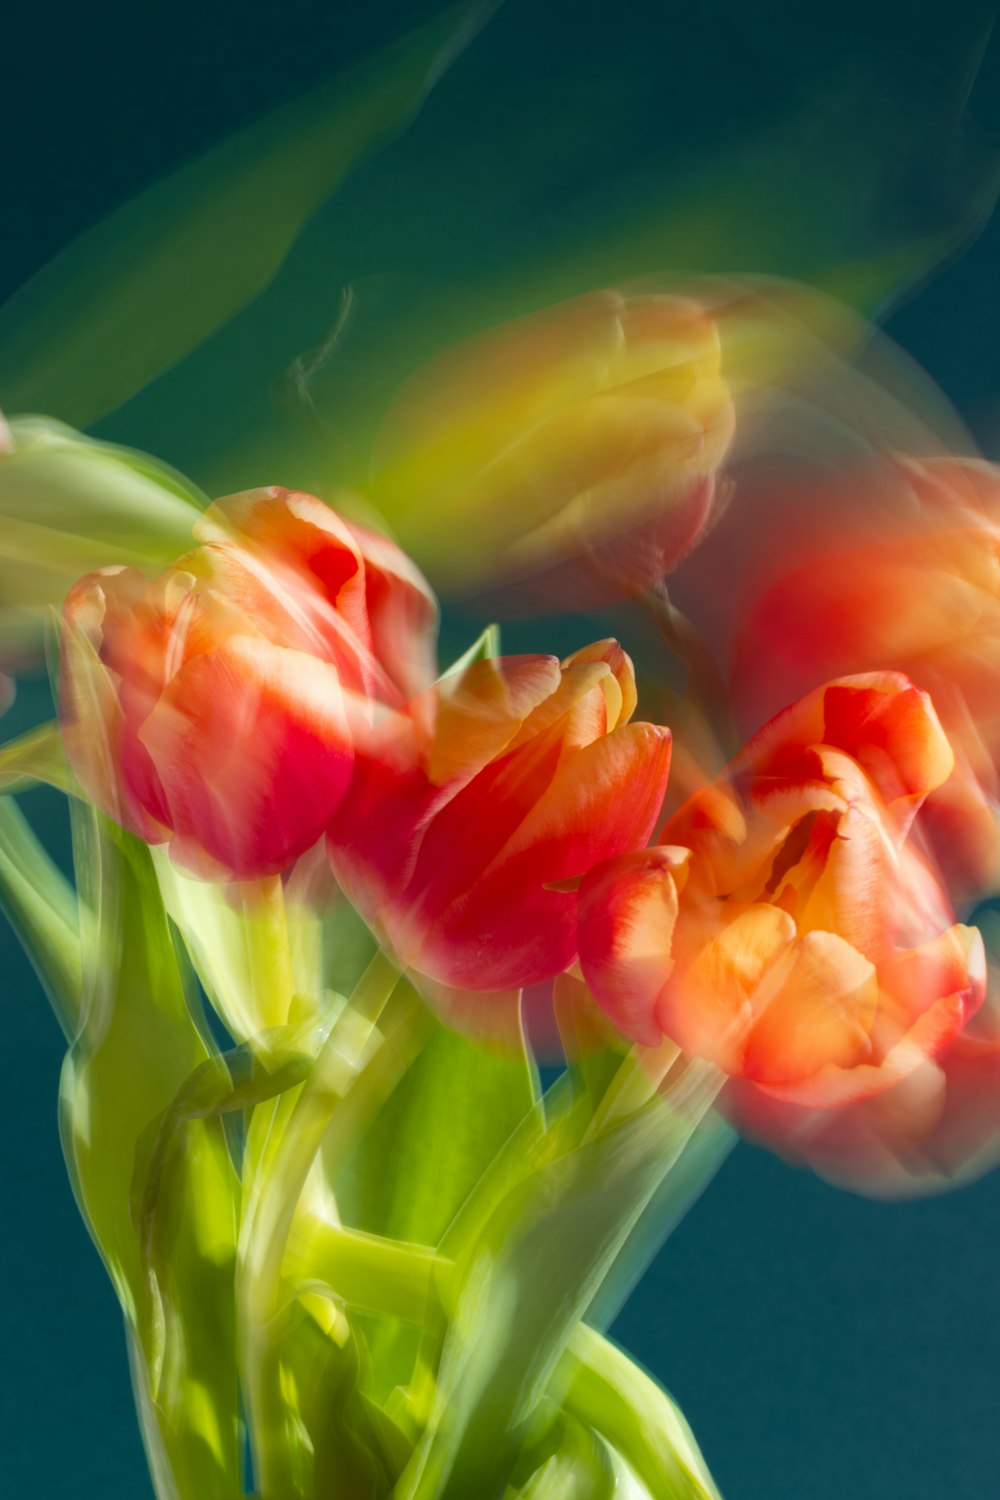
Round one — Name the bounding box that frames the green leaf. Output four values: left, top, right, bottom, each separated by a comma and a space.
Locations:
289, 1304, 413, 1500
330, 1009, 537, 1409
334, 1011, 538, 1250
0, 795, 81, 1035
0, 4, 498, 430
510, 1409, 617, 1499
60, 808, 240, 1499
131, 1019, 324, 1402
395, 1058, 723, 1500
0, 418, 203, 665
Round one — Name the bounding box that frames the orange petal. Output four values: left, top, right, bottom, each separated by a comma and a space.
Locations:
562, 639, 638, 726
425, 653, 562, 787
660, 903, 797, 1072
742, 931, 879, 1086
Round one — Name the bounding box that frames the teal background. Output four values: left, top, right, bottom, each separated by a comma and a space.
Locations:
3, 2, 1000, 1495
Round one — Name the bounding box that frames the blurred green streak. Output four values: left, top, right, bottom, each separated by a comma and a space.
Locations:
0, 3, 496, 429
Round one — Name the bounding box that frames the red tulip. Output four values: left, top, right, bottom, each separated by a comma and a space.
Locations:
578, 675, 989, 1187
60, 487, 437, 879
327, 639, 672, 993
726, 456, 1000, 902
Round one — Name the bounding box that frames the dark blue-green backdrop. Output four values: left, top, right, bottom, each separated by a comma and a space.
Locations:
3, 2, 1000, 1495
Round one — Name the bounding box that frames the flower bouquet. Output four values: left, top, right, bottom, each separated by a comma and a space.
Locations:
2, 6, 1000, 1497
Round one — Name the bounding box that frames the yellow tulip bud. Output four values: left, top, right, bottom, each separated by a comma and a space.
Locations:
371, 290, 734, 604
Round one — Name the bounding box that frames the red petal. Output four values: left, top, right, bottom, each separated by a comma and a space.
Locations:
415, 722, 672, 991
577, 846, 689, 1046
140, 636, 355, 878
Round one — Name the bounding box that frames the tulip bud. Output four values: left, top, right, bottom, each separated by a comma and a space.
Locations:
370, 290, 734, 606
59, 487, 438, 880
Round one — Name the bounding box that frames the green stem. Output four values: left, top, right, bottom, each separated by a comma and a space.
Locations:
0, 795, 82, 1035
396, 1055, 725, 1500
639, 580, 737, 757
287, 1218, 449, 1324
562, 1325, 723, 1500
283, 1188, 726, 1497
237, 951, 427, 1498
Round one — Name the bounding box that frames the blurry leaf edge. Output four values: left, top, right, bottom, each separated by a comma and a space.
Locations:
0, 1, 500, 429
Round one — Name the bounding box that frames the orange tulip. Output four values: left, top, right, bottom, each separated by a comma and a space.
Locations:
727, 968, 1000, 1197
371, 290, 734, 604
60, 487, 437, 879
578, 675, 985, 1155
327, 639, 671, 993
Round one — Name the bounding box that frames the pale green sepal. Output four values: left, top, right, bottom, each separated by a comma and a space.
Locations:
440, 624, 502, 679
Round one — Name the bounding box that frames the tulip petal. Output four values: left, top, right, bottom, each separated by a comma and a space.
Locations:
60, 570, 169, 843
820, 676, 955, 818
577, 847, 689, 1047
504, 660, 612, 758
752, 925, 984, 1110
416, 722, 671, 991
792, 802, 895, 960
343, 514, 439, 702
741, 930, 879, 1086
661, 903, 797, 1072
139, 635, 355, 878
426, 654, 562, 787
196, 490, 379, 681
562, 639, 638, 727
728, 944, 1000, 1197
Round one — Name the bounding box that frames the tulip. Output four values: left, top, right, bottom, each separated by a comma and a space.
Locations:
578, 675, 986, 1171
370, 290, 734, 604
727, 455, 1000, 902
327, 639, 672, 993
59, 487, 437, 879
